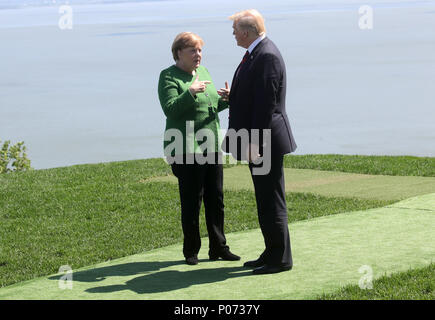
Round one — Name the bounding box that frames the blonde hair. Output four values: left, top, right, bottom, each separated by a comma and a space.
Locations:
229, 9, 266, 36
171, 32, 204, 61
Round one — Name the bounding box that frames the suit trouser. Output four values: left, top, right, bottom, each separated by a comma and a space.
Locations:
171, 153, 228, 258
249, 153, 293, 267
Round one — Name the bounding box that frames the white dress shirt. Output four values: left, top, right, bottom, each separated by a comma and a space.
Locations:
247, 34, 266, 54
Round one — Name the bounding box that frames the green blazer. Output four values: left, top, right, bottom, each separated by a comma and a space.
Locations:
158, 65, 228, 157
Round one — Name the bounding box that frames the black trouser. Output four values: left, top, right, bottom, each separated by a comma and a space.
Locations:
249, 153, 293, 267
171, 153, 228, 259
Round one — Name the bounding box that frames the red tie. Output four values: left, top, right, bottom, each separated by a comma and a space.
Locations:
236, 50, 249, 77
241, 50, 249, 64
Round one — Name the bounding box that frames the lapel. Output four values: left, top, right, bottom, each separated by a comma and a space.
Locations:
230, 37, 269, 97
249, 36, 268, 61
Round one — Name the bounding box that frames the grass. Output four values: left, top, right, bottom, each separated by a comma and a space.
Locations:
0, 154, 433, 299
2, 200, 433, 300
284, 154, 435, 177
320, 263, 435, 300
0, 180, 388, 287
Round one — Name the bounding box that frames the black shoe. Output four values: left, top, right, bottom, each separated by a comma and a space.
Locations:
185, 255, 198, 265
209, 249, 241, 261
243, 258, 265, 268
252, 264, 292, 275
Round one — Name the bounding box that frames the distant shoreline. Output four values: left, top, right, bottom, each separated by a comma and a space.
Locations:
14, 154, 435, 177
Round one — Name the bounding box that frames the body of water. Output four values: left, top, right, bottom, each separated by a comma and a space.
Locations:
1, 0, 434, 169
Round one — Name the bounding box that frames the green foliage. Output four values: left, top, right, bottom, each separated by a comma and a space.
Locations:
0, 140, 32, 174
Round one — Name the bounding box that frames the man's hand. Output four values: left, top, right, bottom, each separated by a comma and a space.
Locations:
189, 74, 211, 96
217, 81, 230, 101
246, 143, 260, 163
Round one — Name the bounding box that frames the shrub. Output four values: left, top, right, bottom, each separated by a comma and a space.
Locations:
0, 140, 32, 173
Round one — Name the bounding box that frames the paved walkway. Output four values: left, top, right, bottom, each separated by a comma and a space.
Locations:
150, 166, 435, 200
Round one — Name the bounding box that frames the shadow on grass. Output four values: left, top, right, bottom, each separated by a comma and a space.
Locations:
87, 265, 250, 295
49, 260, 251, 295
49, 260, 185, 283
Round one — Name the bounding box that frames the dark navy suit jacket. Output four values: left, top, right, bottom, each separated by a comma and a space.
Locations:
223, 37, 297, 160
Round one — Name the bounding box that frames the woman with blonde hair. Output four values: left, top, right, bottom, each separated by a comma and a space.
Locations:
158, 32, 239, 265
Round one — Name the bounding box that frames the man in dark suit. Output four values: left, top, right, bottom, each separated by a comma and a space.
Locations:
219, 9, 297, 275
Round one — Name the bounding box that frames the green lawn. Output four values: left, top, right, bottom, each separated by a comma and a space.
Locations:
320, 263, 435, 300
151, 166, 435, 201
1, 193, 433, 300
0, 154, 434, 299
283, 154, 435, 177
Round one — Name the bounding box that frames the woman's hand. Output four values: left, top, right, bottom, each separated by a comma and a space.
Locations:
217, 81, 230, 101
189, 74, 211, 96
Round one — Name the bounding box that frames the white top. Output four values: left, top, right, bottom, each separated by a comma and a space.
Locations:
247, 34, 266, 54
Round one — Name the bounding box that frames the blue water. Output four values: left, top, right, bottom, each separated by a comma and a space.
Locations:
0, 0, 167, 10
1, 0, 435, 169
2, 0, 435, 28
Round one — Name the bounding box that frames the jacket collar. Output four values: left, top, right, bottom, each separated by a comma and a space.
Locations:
248, 36, 268, 60
247, 34, 266, 54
